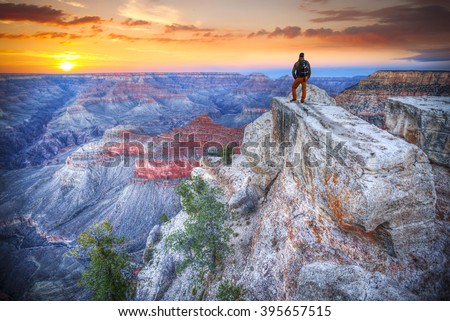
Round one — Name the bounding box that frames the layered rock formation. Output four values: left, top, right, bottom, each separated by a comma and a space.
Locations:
0, 110, 245, 299
0, 73, 288, 169
137, 90, 448, 301
385, 97, 450, 220
101, 114, 244, 180
335, 71, 450, 127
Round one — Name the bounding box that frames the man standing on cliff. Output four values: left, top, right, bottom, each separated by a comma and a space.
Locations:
290, 52, 311, 103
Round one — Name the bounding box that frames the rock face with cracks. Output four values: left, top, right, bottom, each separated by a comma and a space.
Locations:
271, 98, 436, 257
385, 96, 450, 221
137, 92, 449, 301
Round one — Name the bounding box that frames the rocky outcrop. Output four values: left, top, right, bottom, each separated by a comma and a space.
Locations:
271, 98, 436, 256
288, 84, 337, 105
385, 97, 450, 167
335, 71, 450, 128
295, 262, 418, 301
138, 92, 448, 301
385, 96, 450, 221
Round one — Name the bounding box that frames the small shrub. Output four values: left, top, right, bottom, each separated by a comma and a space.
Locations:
216, 280, 245, 301
160, 213, 169, 224
143, 244, 154, 264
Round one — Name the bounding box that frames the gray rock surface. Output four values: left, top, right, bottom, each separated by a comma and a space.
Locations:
385, 97, 450, 167
295, 262, 418, 301
271, 98, 436, 257
146, 225, 162, 246
288, 84, 337, 105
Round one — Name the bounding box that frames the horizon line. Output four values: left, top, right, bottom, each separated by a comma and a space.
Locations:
1, 69, 449, 76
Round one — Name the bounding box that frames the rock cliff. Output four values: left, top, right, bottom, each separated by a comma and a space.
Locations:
385, 96, 450, 221
137, 87, 449, 301
335, 71, 450, 128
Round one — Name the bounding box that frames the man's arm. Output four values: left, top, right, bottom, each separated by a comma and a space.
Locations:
292, 62, 298, 79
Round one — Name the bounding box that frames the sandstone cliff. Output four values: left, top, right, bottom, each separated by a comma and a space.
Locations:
137, 86, 449, 301
335, 71, 449, 128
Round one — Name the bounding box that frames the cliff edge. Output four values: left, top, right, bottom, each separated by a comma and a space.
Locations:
137, 86, 449, 301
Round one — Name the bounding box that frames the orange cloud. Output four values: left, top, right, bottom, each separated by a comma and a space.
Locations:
107, 33, 207, 43
0, 32, 83, 39
121, 18, 152, 26
248, 26, 301, 38
165, 23, 214, 33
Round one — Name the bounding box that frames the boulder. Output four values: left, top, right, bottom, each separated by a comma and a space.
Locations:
271, 98, 436, 256
295, 262, 417, 301
385, 97, 450, 167
146, 224, 162, 246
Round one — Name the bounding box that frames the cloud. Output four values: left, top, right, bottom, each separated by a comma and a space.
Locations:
0, 32, 83, 39
121, 18, 152, 26
310, 9, 367, 23
0, 2, 102, 25
305, 2, 450, 47
311, 2, 450, 25
303, 28, 334, 37
269, 26, 302, 38
107, 33, 206, 43
248, 26, 301, 38
200, 32, 234, 39
65, 16, 102, 25
91, 25, 103, 34
399, 48, 450, 62
165, 23, 213, 33
57, 0, 86, 8
118, 0, 180, 25
300, 0, 328, 8
247, 29, 269, 38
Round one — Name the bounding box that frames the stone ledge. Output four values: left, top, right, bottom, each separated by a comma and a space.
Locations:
270, 97, 436, 256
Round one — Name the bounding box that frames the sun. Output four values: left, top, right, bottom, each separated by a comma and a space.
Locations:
59, 61, 74, 72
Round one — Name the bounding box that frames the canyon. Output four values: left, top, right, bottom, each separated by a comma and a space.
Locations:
0, 71, 447, 300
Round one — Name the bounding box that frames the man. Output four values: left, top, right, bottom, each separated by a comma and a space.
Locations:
290, 52, 311, 103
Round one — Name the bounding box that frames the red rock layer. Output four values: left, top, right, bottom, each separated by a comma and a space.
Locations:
105, 114, 244, 180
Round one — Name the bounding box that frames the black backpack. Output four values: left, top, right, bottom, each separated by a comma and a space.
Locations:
297, 60, 309, 77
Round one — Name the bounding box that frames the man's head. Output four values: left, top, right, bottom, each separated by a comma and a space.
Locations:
299, 52, 304, 60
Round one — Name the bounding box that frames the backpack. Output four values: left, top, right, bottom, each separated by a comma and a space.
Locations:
297, 60, 309, 77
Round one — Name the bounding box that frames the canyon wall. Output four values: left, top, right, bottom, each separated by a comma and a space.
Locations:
385, 96, 450, 220
335, 71, 449, 128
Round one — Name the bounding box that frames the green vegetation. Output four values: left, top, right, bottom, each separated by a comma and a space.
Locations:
69, 221, 133, 300
165, 176, 232, 275
216, 280, 245, 301
160, 213, 169, 224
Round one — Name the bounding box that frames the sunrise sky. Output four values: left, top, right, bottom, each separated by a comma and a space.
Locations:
0, 0, 449, 76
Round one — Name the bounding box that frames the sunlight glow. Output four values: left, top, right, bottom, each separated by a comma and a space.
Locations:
59, 61, 75, 72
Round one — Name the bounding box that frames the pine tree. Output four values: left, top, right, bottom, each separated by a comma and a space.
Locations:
165, 176, 232, 274
69, 221, 132, 300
